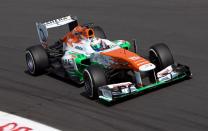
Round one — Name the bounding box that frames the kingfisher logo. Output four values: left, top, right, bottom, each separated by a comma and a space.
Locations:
0, 122, 32, 131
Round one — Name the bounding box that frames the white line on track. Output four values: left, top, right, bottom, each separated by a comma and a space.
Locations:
0, 111, 61, 131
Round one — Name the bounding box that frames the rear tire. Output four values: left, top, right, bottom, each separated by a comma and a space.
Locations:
83, 65, 107, 99
149, 43, 174, 71
25, 45, 49, 75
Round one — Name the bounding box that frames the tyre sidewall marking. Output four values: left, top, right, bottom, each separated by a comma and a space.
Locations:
84, 69, 94, 98
149, 48, 161, 67
149, 49, 158, 58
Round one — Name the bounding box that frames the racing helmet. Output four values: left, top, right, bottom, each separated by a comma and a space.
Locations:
91, 39, 108, 51
72, 25, 83, 36
91, 42, 101, 51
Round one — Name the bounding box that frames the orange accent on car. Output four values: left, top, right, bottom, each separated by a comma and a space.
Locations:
82, 28, 95, 38
101, 48, 150, 71
61, 25, 95, 47
62, 31, 80, 46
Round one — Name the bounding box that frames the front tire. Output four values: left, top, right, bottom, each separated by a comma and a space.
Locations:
149, 43, 174, 71
83, 65, 107, 99
25, 45, 49, 75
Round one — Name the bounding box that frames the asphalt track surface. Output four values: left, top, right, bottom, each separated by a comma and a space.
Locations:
0, 0, 208, 131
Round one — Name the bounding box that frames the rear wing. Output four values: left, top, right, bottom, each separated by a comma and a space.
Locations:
36, 15, 78, 44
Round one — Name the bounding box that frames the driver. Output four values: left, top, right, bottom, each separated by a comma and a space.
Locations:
62, 25, 109, 51
90, 38, 110, 51
61, 25, 85, 48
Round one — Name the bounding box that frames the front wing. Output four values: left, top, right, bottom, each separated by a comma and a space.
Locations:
98, 64, 191, 102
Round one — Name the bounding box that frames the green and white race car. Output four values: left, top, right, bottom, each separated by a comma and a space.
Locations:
25, 16, 191, 102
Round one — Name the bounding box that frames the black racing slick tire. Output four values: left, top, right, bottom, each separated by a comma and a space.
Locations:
92, 26, 107, 39
25, 45, 49, 75
83, 65, 107, 99
149, 43, 174, 71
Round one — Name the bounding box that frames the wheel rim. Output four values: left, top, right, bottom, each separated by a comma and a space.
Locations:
84, 70, 93, 97
26, 51, 35, 73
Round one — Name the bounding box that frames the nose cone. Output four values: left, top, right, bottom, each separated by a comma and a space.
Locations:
101, 48, 151, 71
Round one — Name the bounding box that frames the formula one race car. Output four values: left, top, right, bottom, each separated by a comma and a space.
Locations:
25, 16, 191, 102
